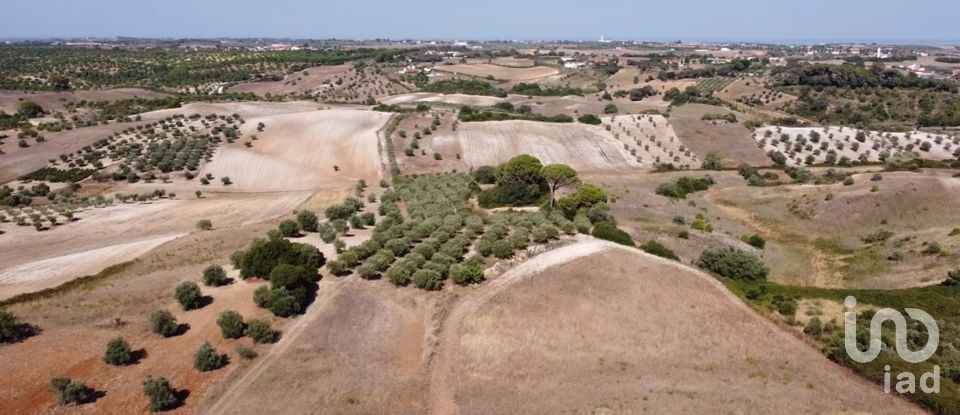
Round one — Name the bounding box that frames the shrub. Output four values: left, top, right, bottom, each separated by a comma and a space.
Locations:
149, 310, 179, 338
296, 210, 319, 232
472, 166, 497, 184
943, 269, 960, 286
413, 269, 443, 291
196, 219, 213, 230
174, 281, 203, 310
142, 376, 178, 412
0, 309, 27, 343
327, 259, 348, 276
235, 344, 257, 360
217, 310, 245, 339
655, 176, 714, 199
50, 377, 91, 406
696, 246, 769, 281
103, 336, 133, 366
202, 264, 228, 287
701, 151, 723, 171
804, 317, 823, 336
360, 212, 376, 227
267, 287, 302, 317
450, 263, 484, 285
842, 177, 855, 186
491, 239, 515, 259
278, 219, 300, 237
577, 114, 602, 124
923, 242, 943, 255
253, 286, 272, 307
743, 234, 766, 249
194, 342, 225, 372
640, 240, 679, 261
245, 319, 277, 344
591, 222, 635, 247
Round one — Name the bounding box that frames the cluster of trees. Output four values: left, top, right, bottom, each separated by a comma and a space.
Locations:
458, 105, 573, 123
477, 155, 550, 208
655, 176, 715, 199
422, 79, 505, 96
696, 246, 769, 281
231, 231, 325, 317
511, 82, 583, 96
658, 58, 756, 80
773, 63, 958, 92
663, 86, 723, 106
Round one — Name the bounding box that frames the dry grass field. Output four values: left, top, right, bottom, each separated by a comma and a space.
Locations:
431, 63, 558, 82
380, 92, 506, 107
669, 103, 771, 166
0, 88, 170, 114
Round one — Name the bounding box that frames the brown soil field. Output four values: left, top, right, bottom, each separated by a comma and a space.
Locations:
200, 109, 390, 191
0, 88, 171, 114
433, 240, 921, 414
227, 64, 353, 95
670, 103, 771, 166
432, 63, 558, 81
427, 120, 641, 173
193, 238, 921, 415
380, 92, 505, 107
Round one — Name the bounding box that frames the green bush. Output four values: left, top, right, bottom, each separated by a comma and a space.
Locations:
640, 240, 679, 260
923, 242, 943, 255
245, 319, 277, 344
235, 344, 257, 360
196, 219, 213, 230
217, 310, 245, 339
742, 234, 766, 249
296, 210, 319, 232
142, 376, 178, 412
149, 310, 179, 338
278, 219, 300, 237
0, 309, 27, 343
450, 263, 484, 285
193, 341, 225, 372
696, 246, 769, 281
655, 176, 715, 199
472, 166, 497, 184
413, 269, 443, 290
50, 377, 91, 406
103, 336, 133, 366
327, 259, 348, 276
804, 316, 823, 336
174, 281, 203, 310
591, 222, 635, 247
202, 264, 228, 287
577, 114, 602, 124
491, 239, 515, 259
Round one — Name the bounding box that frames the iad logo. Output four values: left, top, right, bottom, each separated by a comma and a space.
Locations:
844, 296, 940, 394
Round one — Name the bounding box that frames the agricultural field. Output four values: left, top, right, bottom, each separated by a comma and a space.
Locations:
431, 63, 559, 82
2, 38, 960, 415
755, 125, 960, 166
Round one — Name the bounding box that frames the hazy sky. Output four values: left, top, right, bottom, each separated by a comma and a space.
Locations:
2, 0, 958, 43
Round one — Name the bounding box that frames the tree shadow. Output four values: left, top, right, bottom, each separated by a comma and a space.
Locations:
196, 296, 214, 309
172, 389, 191, 409
82, 388, 107, 404
5, 323, 42, 344
129, 348, 148, 365
173, 323, 191, 337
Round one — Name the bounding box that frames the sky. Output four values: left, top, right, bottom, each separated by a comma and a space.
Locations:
1, 0, 958, 44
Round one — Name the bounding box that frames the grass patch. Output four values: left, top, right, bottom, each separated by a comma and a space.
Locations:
0, 260, 138, 307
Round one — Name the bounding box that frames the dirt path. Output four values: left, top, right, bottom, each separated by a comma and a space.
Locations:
426, 236, 611, 414
201, 276, 350, 415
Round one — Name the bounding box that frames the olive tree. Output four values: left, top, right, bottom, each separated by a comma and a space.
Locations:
541, 164, 580, 207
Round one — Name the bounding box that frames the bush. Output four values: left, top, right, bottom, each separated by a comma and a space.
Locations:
0, 309, 27, 343
701, 151, 723, 171
450, 263, 484, 285
103, 336, 133, 366
472, 166, 497, 184
174, 281, 203, 310
742, 234, 766, 249
142, 376, 178, 412
923, 242, 943, 255
655, 176, 714, 199
591, 222, 635, 247
640, 240, 679, 261
804, 317, 823, 336
278, 219, 300, 237
577, 114, 602, 125
202, 264, 228, 287
217, 310, 245, 339
413, 269, 443, 290
149, 310, 179, 338
267, 287, 302, 317
235, 344, 257, 360
943, 269, 960, 286
50, 377, 91, 406
196, 219, 213, 230
296, 210, 319, 232
245, 319, 277, 343
491, 239, 515, 259
194, 341, 225, 372
696, 246, 769, 281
